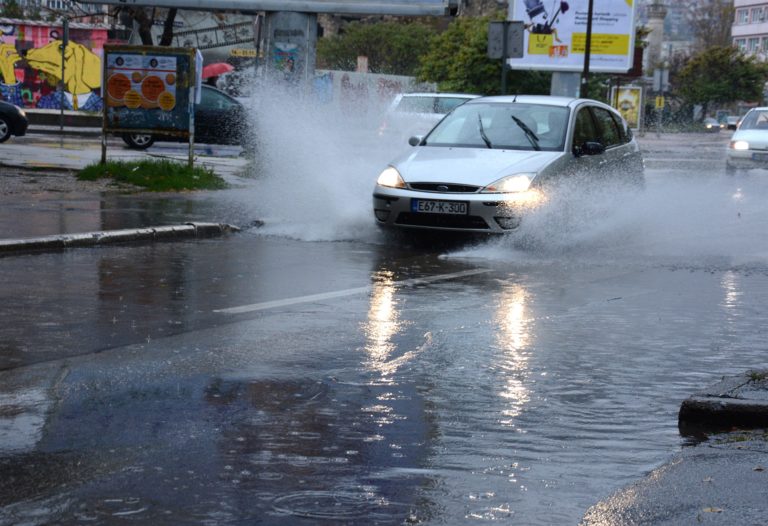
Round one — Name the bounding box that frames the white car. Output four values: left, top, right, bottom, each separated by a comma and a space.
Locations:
378, 92, 480, 142
373, 95, 644, 234
726, 107, 768, 175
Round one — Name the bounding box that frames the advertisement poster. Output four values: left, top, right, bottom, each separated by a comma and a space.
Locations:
103, 45, 193, 134
611, 85, 642, 130
509, 0, 636, 73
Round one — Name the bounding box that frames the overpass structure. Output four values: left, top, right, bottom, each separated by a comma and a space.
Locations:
76, 0, 456, 84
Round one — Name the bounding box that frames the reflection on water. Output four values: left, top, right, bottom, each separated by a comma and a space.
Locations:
494, 282, 533, 423
363, 271, 401, 380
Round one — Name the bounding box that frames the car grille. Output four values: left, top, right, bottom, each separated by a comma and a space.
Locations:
395, 213, 490, 230
408, 183, 480, 193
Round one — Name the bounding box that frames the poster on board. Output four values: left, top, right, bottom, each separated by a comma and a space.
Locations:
509, 0, 636, 73
103, 45, 194, 136
611, 85, 642, 130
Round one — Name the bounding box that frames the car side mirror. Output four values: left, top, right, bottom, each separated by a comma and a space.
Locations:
573, 141, 605, 157
408, 135, 424, 147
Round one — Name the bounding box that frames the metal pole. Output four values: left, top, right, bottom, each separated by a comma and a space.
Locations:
580, 0, 594, 98
59, 18, 69, 139
501, 21, 508, 95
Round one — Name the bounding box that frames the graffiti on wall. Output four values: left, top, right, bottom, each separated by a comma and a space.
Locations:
0, 22, 105, 111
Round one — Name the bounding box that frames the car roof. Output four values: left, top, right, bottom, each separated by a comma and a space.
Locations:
464, 95, 591, 107
399, 92, 481, 99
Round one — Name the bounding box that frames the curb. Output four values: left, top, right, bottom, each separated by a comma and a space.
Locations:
0, 222, 240, 255
678, 370, 768, 434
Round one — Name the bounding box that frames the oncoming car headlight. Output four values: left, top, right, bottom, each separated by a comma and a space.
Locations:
731, 140, 750, 150
376, 167, 406, 189
480, 174, 533, 193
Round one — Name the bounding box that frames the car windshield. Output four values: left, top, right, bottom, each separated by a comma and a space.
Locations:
424, 102, 569, 151
737, 110, 768, 130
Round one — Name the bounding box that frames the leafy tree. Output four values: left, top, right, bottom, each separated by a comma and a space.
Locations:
317, 21, 436, 76
675, 46, 767, 119
417, 16, 550, 96
0, 0, 24, 18
681, 0, 734, 49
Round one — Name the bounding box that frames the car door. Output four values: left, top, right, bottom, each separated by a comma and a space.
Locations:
195, 87, 243, 145
569, 104, 604, 179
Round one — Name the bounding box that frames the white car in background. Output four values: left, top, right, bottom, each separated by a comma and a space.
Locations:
378, 92, 480, 142
726, 107, 768, 175
373, 95, 645, 234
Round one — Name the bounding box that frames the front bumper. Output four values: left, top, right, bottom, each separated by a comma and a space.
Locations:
372, 186, 544, 234
726, 149, 768, 170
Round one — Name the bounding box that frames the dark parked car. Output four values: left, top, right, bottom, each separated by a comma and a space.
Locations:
121, 85, 253, 150
0, 100, 29, 143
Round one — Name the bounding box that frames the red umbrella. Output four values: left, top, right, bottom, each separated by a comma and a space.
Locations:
202, 62, 234, 79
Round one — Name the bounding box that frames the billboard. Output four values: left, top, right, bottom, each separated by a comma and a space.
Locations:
509, 0, 636, 73
76, 0, 450, 15
103, 45, 195, 136
611, 85, 642, 130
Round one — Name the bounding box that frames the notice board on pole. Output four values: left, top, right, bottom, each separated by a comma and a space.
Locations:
102, 45, 196, 138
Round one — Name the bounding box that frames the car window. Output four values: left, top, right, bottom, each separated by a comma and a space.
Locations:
435, 97, 472, 113
573, 108, 598, 147
609, 111, 631, 143
739, 109, 768, 130
424, 102, 568, 152
591, 107, 621, 148
200, 87, 237, 110
395, 96, 436, 113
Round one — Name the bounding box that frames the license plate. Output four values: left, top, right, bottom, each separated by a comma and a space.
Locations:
411, 199, 468, 215
752, 152, 768, 161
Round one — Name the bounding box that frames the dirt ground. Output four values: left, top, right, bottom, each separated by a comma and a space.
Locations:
0, 166, 139, 195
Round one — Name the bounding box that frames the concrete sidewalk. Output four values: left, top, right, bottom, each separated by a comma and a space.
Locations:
582, 370, 768, 525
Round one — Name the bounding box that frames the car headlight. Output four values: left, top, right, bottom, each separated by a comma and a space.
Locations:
480, 174, 533, 193
731, 140, 750, 150
706, 124, 713, 129
17, 108, 26, 118
376, 167, 406, 188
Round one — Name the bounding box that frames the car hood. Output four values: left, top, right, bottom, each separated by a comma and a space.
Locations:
733, 129, 768, 147
390, 146, 564, 185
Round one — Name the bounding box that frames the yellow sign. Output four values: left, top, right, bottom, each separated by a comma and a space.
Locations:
571, 33, 630, 55
528, 33, 553, 55
230, 48, 258, 57
655, 96, 665, 109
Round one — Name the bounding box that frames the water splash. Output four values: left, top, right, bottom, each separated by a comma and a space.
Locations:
450, 171, 768, 269
243, 82, 409, 241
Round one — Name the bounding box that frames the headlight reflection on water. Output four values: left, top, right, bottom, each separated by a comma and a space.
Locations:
494, 283, 533, 423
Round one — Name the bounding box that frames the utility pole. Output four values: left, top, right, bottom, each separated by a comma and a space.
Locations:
580, 0, 594, 98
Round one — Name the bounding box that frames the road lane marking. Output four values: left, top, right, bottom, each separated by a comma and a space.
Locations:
213, 268, 492, 314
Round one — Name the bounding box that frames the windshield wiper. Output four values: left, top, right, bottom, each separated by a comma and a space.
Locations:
511, 116, 541, 151
477, 114, 492, 148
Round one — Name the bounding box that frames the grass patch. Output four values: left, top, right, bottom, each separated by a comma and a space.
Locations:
77, 159, 228, 192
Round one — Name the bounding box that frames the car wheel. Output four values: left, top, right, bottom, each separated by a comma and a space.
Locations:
122, 133, 155, 149
0, 116, 11, 143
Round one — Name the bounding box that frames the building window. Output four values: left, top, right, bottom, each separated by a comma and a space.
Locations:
737, 9, 750, 24
749, 37, 760, 51
735, 38, 747, 50
762, 37, 768, 51
751, 7, 764, 23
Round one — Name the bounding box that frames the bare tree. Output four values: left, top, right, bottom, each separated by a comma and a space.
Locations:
682, 0, 735, 49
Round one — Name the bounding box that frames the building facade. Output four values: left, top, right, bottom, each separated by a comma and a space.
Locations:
732, 0, 768, 56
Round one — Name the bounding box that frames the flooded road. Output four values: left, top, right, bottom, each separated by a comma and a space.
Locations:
1, 104, 765, 523
2, 201, 767, 524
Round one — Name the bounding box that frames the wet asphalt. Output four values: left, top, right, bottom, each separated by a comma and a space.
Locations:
1, 128, 767, 525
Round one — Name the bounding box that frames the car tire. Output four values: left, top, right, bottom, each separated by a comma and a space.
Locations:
122, 133, 155, 149
0, 116, 11, 143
